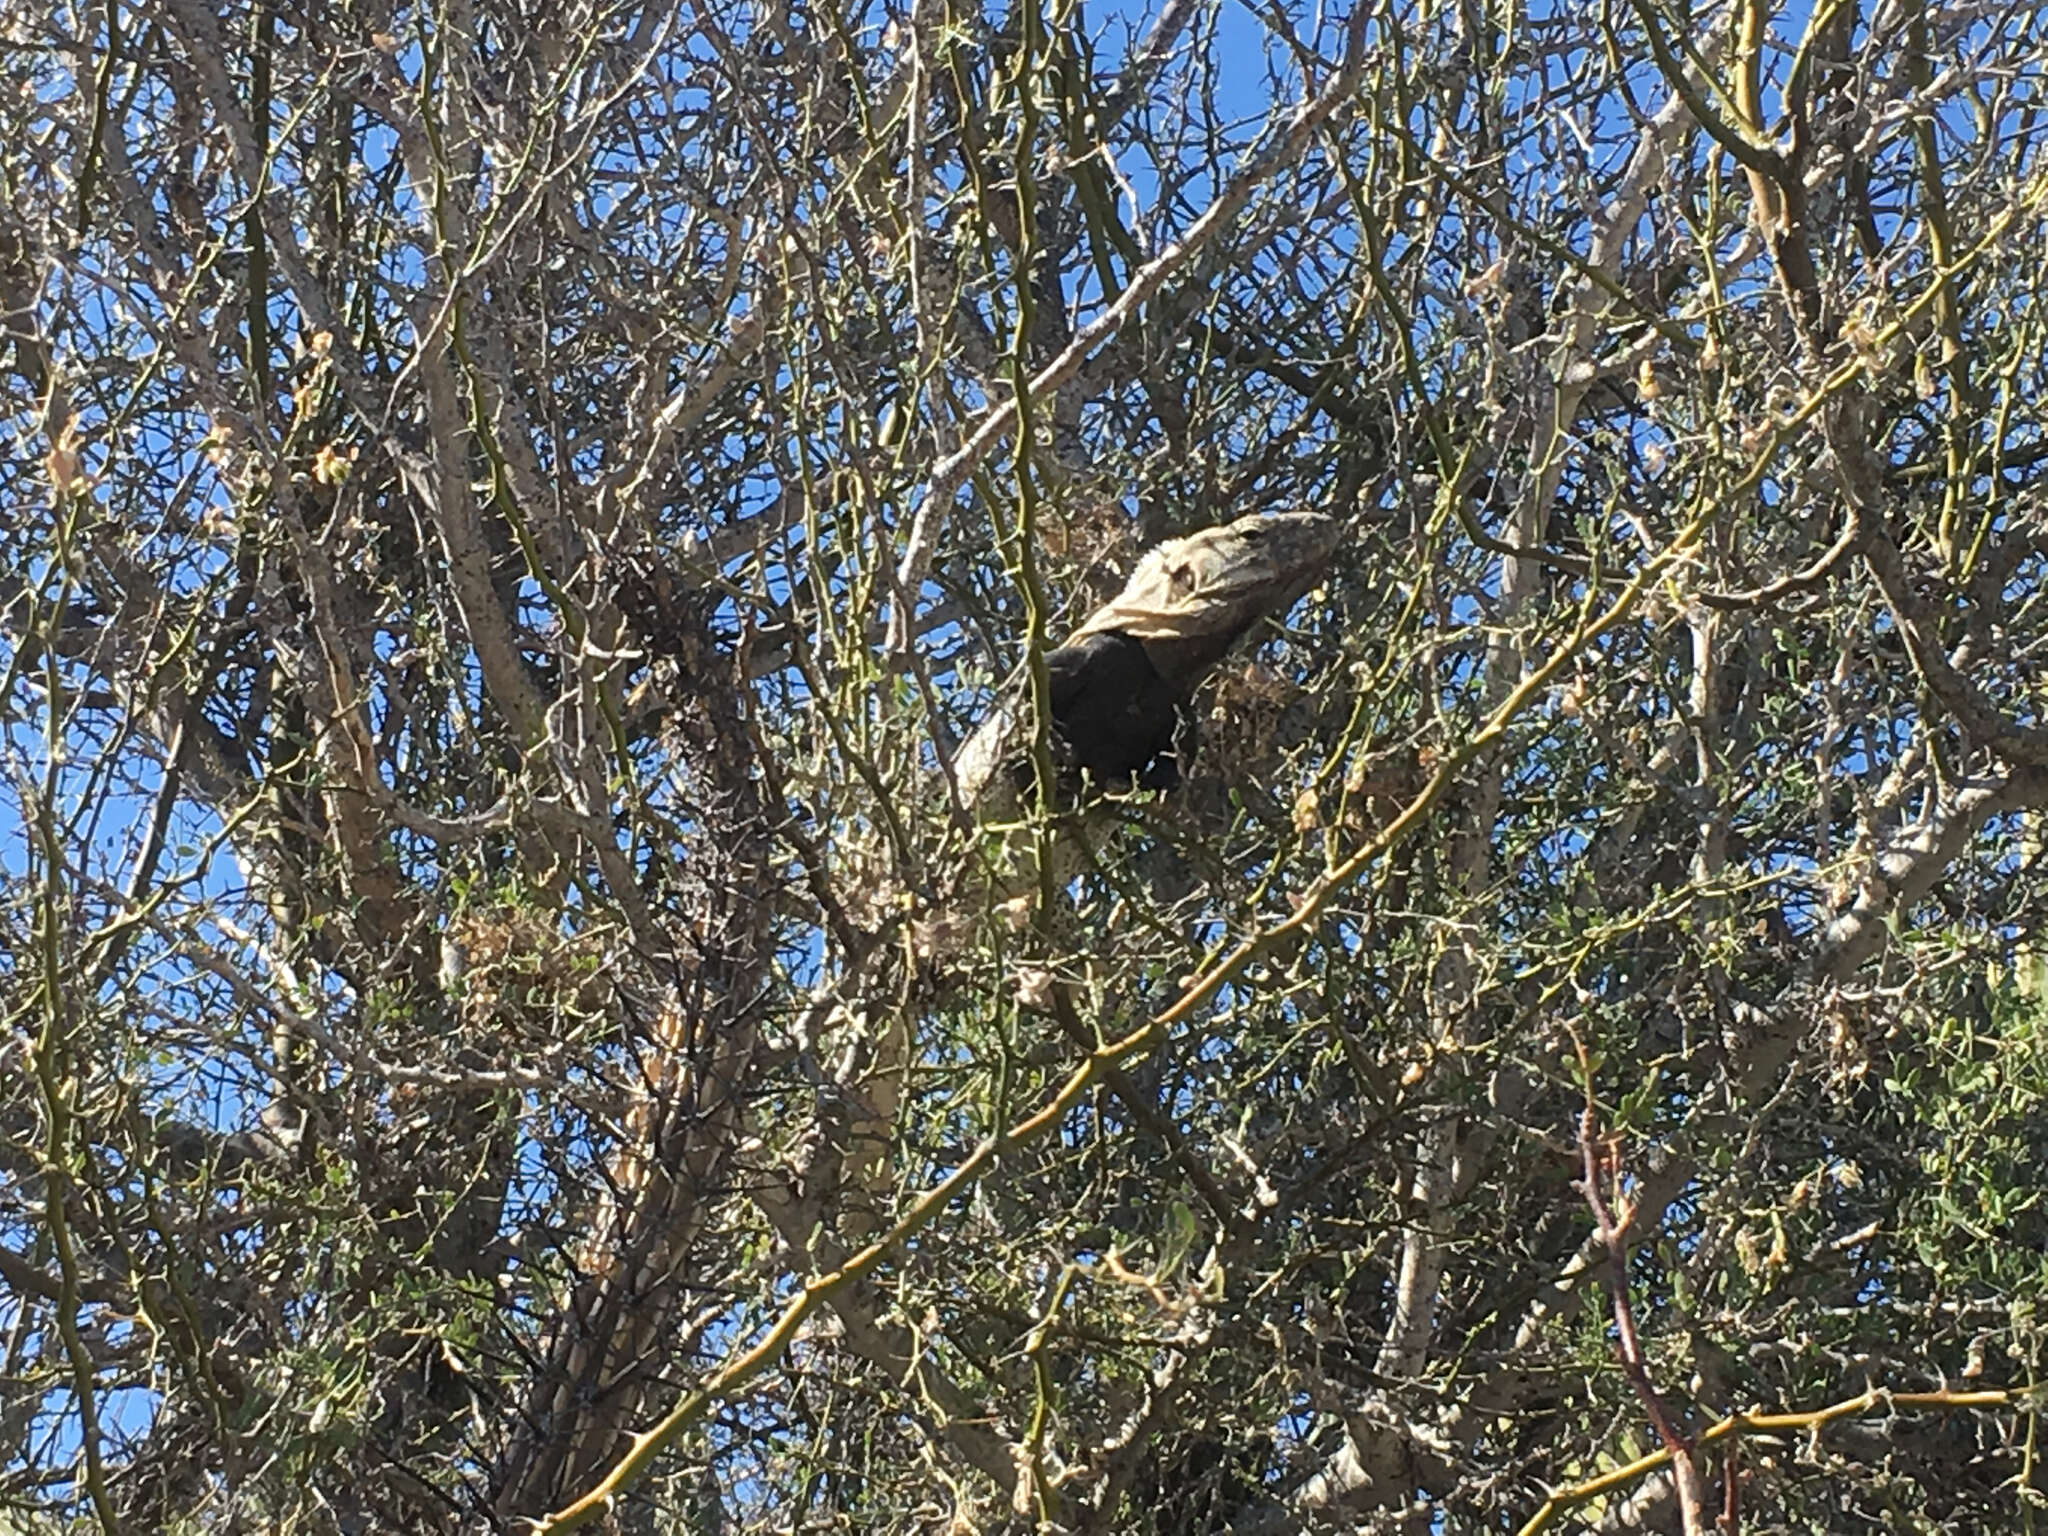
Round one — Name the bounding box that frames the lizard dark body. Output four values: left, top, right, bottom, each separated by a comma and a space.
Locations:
1045, 631, 1190, 790
959, 511, 1341, 809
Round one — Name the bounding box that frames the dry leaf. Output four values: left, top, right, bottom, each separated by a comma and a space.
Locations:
1291, 787, 1321, 834
1013, 966, 1055, 1011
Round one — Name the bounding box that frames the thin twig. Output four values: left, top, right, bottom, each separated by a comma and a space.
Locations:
1572, 1030, 1708, 1534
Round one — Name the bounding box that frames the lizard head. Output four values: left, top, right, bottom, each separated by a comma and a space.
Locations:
1069, 510, 1341, 688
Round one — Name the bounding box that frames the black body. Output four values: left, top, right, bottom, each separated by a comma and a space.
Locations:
955, 512, 1340, 811
1043, 630, 1191, 790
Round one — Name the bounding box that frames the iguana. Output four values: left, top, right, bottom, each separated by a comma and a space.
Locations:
956, 509, 1341, 818
805, 511, 1343, 1255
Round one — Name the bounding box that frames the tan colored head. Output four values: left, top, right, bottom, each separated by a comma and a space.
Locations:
1068, 511, 1341, 687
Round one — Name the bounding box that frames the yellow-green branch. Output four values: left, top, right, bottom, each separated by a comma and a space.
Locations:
1517, 1387, 2030, 1536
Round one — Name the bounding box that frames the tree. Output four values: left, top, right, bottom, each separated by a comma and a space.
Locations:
4, 0, 2047, 1530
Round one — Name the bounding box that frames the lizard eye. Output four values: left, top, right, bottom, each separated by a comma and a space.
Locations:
1169, 562, 1197, 596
